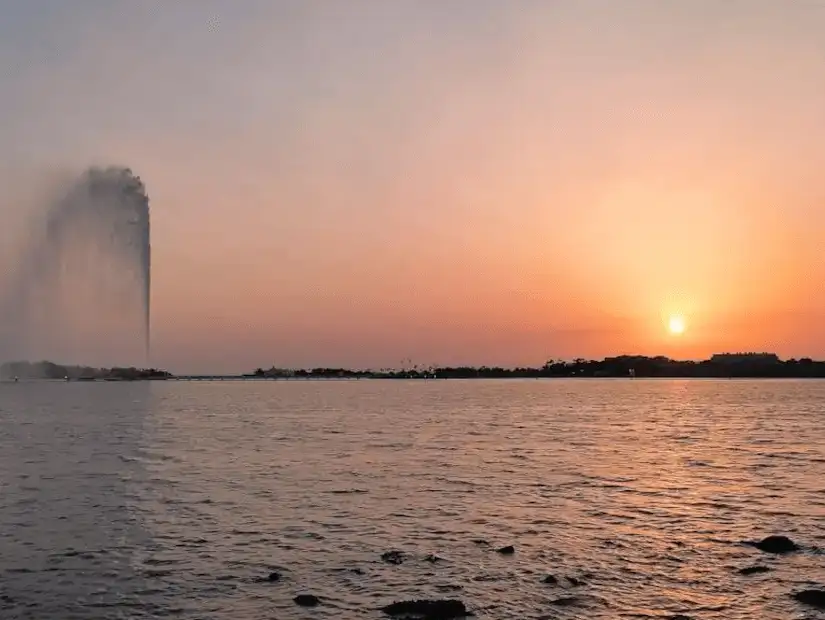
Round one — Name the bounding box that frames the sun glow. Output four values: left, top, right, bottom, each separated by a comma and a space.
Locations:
668, 315, 687, 335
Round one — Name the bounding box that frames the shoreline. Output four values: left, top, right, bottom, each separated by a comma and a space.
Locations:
6, 353, 825, 382
5, 375, 825, 383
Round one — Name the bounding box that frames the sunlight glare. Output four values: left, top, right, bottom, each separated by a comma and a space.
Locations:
668, 315, 687, 335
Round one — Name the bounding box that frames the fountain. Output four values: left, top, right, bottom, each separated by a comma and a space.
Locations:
0, 167, 151, 368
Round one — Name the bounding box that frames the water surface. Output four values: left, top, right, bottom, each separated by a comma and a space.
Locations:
1, 379, 824, 619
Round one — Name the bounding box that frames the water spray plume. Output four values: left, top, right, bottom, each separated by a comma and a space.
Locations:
0, 166, 151, 368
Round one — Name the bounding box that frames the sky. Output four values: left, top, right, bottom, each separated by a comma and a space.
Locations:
1, 0, 825, 373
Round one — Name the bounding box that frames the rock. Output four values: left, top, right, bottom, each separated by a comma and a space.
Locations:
251, 571, 282, 584
737, 565, 771, 576
541, 574, 558, 584
381, 599, 471, 618
496, 545, 515, 555
793, 589, 825, 610
381, 550, 406, 565
294, 594, 320, 607
746, 535, 799, 553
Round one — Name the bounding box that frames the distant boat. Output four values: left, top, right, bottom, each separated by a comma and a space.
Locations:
629, 368, 636, 378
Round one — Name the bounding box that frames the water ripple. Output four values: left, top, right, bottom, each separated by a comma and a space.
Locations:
0, 379, 824, 618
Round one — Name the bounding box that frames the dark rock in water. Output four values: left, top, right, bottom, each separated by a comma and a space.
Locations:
471, 573, 498, 583
266, 571, 281, 582
541, 574, 558, 585
601, 538, 623, 548
746, 535, 799, 553
737, 565, 772, 576
382, 550, 406, 565
381, 599, 471, 618
793, 589, 825, 610
329, 566, 366, 576
496, 545, 515, 555
294, 594, 320, 607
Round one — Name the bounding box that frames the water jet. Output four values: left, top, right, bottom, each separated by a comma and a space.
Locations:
0, 166, 151, 368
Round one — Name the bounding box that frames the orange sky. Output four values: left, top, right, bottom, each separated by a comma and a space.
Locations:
1, 1, 825, 372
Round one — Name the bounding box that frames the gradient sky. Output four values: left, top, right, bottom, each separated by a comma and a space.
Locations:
1, 0, 825, 373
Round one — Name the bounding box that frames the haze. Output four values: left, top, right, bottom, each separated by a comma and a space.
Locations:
1, 0, 824, 374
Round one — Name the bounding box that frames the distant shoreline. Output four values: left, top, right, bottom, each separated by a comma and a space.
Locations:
247, 353, 825, 380
6, 353, 825, 381
5, 375, 825, 383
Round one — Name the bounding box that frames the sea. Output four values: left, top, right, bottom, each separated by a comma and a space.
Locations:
0, 379, 823, 619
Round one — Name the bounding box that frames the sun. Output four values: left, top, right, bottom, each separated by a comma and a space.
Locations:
667, 315, 687, 335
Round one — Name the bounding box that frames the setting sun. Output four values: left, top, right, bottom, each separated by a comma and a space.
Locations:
668, 315, 687, 335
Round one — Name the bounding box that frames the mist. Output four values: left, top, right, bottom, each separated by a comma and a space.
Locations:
0, 166, 151, 368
